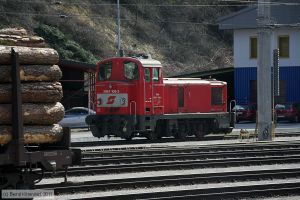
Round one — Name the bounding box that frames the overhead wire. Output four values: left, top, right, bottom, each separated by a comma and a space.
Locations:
1, 0, 299, 7
0, 0, 250, 26
0, 0, 299, 6
0, 0, 256, 7
0, 1, 298, 28
0, 11, 242, 26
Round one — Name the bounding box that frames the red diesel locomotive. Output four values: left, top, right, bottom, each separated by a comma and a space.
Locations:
86, 55, 234, 140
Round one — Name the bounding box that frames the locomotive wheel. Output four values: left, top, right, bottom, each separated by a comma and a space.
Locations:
146, 131, 157, 141
174, 131, 186, 140
194, 123, 205, 140
124, 134, 133, 141
195, 130, 204, 140
174, 121, 187, 140
90, 125, 104, 138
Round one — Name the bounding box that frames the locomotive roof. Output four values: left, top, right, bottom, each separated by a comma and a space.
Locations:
164, 78, 226, 85
164, 78, 210, 84
137, 58, 163, 68
99, 56, 163, 68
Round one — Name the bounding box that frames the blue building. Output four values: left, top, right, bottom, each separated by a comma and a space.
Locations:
219, 1, 300, 104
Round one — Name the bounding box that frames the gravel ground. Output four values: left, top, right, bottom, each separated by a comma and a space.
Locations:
40, 177, 300, 200
37, 163, 300, 185
37, 163, 300, 200
77, 136, 300, 151
36, 128, 300, 200
253, 197, 300, 200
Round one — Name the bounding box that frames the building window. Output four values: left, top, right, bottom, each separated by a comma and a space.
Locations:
250, 37, 257, 59
278, 35, 289, 58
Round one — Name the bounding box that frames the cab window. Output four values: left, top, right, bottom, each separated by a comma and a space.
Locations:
124, 61, 138, 80
144, 68, 150, 82
153, 68, 159, 82
98, 61, 112, 80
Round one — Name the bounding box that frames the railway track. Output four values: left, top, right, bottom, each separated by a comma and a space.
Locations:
63, 181, 300, 200
71, 136, 223, 147
43, 141, 300, 177
71, 132, 300, 147
81, 148, 300, 165
39, 167, 300, 198
38, 140, 300, 199
47, 154, 300, 177
80, 140, 300, 153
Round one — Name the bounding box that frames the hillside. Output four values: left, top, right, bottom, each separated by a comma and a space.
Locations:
0, 0, 245, 76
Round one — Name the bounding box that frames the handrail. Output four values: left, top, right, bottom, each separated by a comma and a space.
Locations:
229, 100, 236, 127
130, 101, 137, 124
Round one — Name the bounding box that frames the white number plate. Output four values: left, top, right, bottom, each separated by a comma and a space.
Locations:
97, 94, 128, 107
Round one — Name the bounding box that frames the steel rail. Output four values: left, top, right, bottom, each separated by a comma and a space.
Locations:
81, 141, 300, 156
46, 154, 300, 177
71, 134, 300, 147
69, 181, 300, 200
82, 145, 300, 157
81, 148, 300, 165
38, 168, 300, 196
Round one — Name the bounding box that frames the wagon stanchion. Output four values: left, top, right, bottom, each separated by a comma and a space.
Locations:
10, 48, 26, 166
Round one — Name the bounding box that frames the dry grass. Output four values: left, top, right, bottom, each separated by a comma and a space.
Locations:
0, 0, 235, 75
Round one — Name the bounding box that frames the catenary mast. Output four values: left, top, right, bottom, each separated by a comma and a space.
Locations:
257, 0, 272, 141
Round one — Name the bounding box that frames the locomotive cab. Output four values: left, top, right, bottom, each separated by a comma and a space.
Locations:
86, 55, 164, 140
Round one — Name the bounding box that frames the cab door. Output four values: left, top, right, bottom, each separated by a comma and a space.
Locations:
152, 68, 164, 115
144, 67, 164, 115
144, 68, 153, 115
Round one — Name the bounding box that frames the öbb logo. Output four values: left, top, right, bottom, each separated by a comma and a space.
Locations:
107, 96, 116, 104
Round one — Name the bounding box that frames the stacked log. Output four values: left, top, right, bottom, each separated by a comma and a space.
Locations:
0, 28, 64, 145
0, 28, 46, 47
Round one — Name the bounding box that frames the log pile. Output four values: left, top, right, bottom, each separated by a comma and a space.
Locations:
0, 28, 64, 145
0, 28, 46, 47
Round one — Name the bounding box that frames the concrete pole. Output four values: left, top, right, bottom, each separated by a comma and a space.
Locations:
257, 0, 272, 141
117, 0, 121, 56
